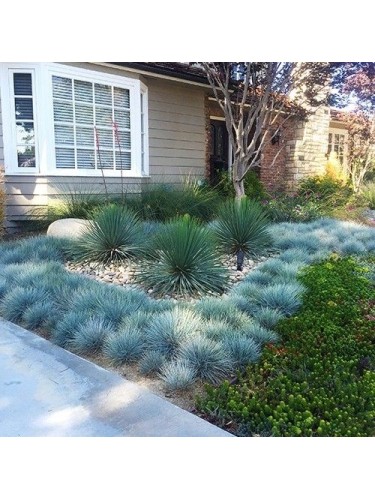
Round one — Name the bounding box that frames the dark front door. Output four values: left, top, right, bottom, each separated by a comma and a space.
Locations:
210, 119, 229, 185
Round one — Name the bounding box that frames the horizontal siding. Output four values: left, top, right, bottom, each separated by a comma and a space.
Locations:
5, 176, 143, 219
147, 78, 206, 179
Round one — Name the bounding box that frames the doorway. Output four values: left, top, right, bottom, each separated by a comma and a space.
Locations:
209, 119, 229, 185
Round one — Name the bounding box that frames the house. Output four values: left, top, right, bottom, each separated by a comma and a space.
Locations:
0, 62, 349, 230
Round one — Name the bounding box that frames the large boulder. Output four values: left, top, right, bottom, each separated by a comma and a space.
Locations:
47, 218, 91, 239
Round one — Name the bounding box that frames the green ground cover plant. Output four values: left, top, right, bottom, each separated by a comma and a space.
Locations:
196, 256, 375, 436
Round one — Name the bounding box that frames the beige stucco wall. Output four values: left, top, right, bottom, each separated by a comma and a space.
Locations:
1, 63, 207, 225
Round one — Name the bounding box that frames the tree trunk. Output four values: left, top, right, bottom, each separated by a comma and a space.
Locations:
233, 178, 245, 198
232, 160, 246, 198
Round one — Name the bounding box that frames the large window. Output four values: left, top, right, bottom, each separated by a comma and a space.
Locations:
0, 63, 148, 177
327, 131, 347, 164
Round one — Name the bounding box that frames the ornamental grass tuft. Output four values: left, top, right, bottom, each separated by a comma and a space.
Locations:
145, 307, 201, 358
104, 325, 146, 364
178, 336, 233, 384
159, 359, 197, 391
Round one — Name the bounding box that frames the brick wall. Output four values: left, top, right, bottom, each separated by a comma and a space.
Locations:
261, 107, 330, 192
206, 96, 331, 193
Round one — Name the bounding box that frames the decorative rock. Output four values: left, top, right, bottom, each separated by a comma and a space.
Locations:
47, 218, 91, 239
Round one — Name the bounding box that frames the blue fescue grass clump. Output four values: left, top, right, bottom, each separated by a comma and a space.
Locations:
70, 284, 150, 327
104, 325, 146, 364
51, 310, 91, 347
194, 297, 252, 330
145, 307, 201, 359
241, 269, 274, 286
200, 320, 241, 342
278, 248, 314, 264
23, 300, 59, 330
339, 240, 367, 255
159, 359, 197, 391
251, 306, 285, 329
68, 317, 115, 353
0, 286, 51, 323
222, 335, 261, 368
0, 236, 67, 265
138, 350, 167, 375
254, 282, 306, 316
118, 310, 152, 333
244, 323, 280, 345
256, 259, 305, 281
178, 336, 233, 384
0, 277, 8, 300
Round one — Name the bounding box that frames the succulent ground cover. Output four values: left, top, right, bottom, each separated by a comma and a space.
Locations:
196, 255, 375, 437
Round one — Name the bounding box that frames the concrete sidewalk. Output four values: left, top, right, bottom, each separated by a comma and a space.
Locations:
0, 319, 232, 437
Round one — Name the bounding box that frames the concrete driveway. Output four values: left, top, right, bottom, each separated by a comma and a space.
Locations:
0, 319, 232, 437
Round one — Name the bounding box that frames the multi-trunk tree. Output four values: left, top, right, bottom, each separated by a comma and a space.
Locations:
330, 63, 375, 191
200, 62, 332, 198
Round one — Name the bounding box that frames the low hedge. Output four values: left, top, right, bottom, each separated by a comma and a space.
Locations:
196, 256, 375, 436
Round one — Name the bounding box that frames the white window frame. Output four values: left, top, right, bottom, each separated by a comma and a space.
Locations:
0, 62, 148, 177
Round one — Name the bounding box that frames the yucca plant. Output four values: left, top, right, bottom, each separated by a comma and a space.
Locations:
137, 216, 228, 296
69, 204, 144, 265
213, 198, 272, 270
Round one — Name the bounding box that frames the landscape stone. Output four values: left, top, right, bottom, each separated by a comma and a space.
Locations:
47, 218, 91, 239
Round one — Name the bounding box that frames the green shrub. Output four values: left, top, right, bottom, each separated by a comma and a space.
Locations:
298, 175, 353, 207
265, 196, 323, 222
197, 256, 375, 437
215, 170, 268, 201
29, 187, 109, 229
69, 204, 144, 265
137, 216, 228, 297
213, 198, 272, 270
361, 182, 375, 209
127, 180, 221, 222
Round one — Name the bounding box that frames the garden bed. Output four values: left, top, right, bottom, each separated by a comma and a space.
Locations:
0, 215, 374, 435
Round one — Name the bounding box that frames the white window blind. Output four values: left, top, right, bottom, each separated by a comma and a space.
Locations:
13, 72, 36, 168
52, 75, 132, 171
